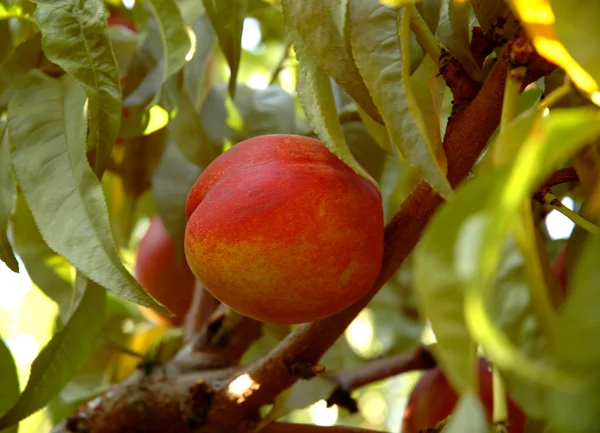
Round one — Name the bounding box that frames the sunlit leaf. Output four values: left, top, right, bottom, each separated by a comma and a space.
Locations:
508, 0, 600, 104
461, 108, 600, 388
34, 0, 122, 175
281, 0, 383, 123
0, 275, 105, 429
0, 338, 19, 433
202, 0, 247, 98
441, 392, 490, 433
184, 12, 217, 110
348, 0, 453, 198
0, 122, 18, 272
288, 15, 376, 185
7, 72, 168, 314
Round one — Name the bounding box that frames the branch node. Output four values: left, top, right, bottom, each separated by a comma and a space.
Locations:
326, 388, 359, 414
65, 415, 91, 433
183, 379, 214, 429
285, 358, 326, 379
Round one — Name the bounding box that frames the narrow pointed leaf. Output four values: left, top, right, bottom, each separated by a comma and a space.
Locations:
0, 122, 18, 272
0, 276, 105, 428
202, 0, 246, 98
281, 0, 383, 123
348, 0, 452, 198
7, 72, 168, 314
0, 338, 19, 433
34, 0, 122, 175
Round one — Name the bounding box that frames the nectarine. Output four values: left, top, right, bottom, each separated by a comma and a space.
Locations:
402, 359, 527, 433
135, 216, 196, 326
184, 134, 384, 324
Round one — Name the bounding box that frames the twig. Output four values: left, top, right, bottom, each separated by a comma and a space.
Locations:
183, 281, 220, 343
539, 167, 579, 190
269, 41, 293, 86
262, 423, 387, 433
328, 345, 435, 392
543, 192, 599, 234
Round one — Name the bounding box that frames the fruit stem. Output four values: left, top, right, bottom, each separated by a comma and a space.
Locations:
408, 5, 443, 66
500, 66, 527, 132
544, 192, 599, 234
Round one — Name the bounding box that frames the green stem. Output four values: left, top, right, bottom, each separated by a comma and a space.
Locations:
500, 66, 527, 132
408, 5, 442, 66
492, 366, 508, 426
544, 192, 599, 233
540, 81, 571, 110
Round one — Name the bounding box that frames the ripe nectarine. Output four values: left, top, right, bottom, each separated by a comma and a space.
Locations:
402, 359, 527, 433
184, 134, 384, 324
135, 216, 196, 326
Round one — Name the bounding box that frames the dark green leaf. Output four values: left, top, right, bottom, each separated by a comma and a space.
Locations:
202, 0, 247, 98
147, 0, 192, 84
0, 121, 18, 272
152, 140, 201, 259
0, 20, 13, 67
12, 193, 75, 323
34, 0, 122, 175
280, 0, 382, 123
348, 1, 452, 198
183, 13, 217, 109
0, 338, 19, 433
7, 72, 168, 314
0, 34, 41, 110
0, 275, 105, 428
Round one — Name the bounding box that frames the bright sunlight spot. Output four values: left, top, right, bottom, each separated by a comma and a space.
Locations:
241, 17, 262, 52
0, 259, 31, 310
592, 91, 600, 107
247, 73, 269, 89
185, 27, 197, 62
345, 309, 375, 358
143, 105, 169, 135
122, 0, 135, 9
360, 391, 388, 426
310, 400, 338, 426
546, 196, 575, 240
5, 334, 39, 364
228, 373, 260, 403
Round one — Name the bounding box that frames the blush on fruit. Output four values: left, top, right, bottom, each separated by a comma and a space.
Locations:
184, 134, 384, 324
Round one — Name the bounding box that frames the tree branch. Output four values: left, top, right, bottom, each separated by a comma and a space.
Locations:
184, 281, 220, 343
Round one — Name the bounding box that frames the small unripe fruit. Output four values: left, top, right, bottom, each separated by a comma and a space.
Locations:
402, 359, 527, 433
135, 216, 196, 326
184, 134, 384, 324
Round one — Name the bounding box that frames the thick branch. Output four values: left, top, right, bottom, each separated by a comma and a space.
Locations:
263, 423, 386, 433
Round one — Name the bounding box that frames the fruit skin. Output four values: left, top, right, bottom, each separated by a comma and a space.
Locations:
551, 243, 567, 294
184, 134, 384, 324
402, 359, 527, 433
135, 216, 196, 326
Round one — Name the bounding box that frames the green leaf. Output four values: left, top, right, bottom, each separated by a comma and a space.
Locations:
292, 26, 376, 186
461, 108, 600, 388
0, 121, 18, 272
441, 392, 490, 433
147, 0, 192, 85
152, 140, 201, 259
12, 193, 75, 323
202, 0, 247, 98
7, 72, 168, 315
0, 20, 13, 67
0, 338, 19, 433
348, 1, 452, 198
34, 0, 122, 175
281, 0, 383, 124
415, 171, 499, 393
0, 275, 106, 429
437, 0, 480, 80
184, 12, 217, 110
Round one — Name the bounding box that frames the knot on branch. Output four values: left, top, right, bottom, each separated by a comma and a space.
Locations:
326, 388, 359, 414
182, 379, 214, 429
439, 50, 482, 114
285, 358, 326, 379
65, 415, 91, 433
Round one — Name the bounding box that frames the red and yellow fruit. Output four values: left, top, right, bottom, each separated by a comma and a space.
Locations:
184, 134, 384, 324
135, 216, 196, 326
402, 359, 527, 433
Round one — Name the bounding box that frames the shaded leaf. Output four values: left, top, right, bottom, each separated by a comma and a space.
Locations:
12, 193, 75, 323
0, 276, 105, 429
7, 72, 168, 314
202, 0, 247, 98
348, 0, 452, 197
291, 25, 376, 185
147, 0, 192, 85
0, 338, 19, 433
34, 0, 122, 174
0, 121, 18, 272
281, 0, 383, 123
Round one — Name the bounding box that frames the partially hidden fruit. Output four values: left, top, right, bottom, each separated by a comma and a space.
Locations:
135, 216, 196, 326
184, 134, 384, 324
402, 359, 527, 433
550, 243, 567, 294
